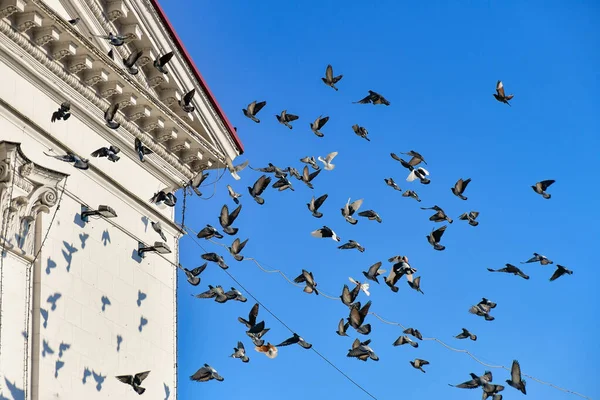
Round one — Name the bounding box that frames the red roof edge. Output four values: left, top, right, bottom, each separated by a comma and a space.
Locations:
148, 0, 244, 155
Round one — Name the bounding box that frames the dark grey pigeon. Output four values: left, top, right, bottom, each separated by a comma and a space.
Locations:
94, 32, 126, 46
427, 225, 447, 251
409, 358, 429, 373
228, 238, 249, 261
272, 176, 294, 191
51, 101, 71, 122
403, 328, 423, 340
285, 166, 302, 180
230, 341, 249, 363
352, 124, 370, 141
238, 303, 259, 329
487, 264, 529, 280
402, 189, 421, 202
248, 175, 271, 205
347, 338, 379, 362
219, 203, 242, 235
224, 287, 247, 302
188, 171, 209, 197
532, 179, 555, 199
190, 364, 224, 382
310, 115, 329, 137
550, 264, 573, 282
68, 17, 80, 25
44, 150, 89, 170
358, 210, 382, 223
348, 301, 371, 331
421, 205, 453, 223
307, 193, 328, 218
250, 163, 288, 178
195, 285, 228, 303
407, 276, 424, 294
310, 225, 341, 242
104, 102, 120, 129
301, 165, 321, 189
521, 252, 553, 265
322, 64, 343, 90
452, 178, 471, 200
506, 360, 526, 395
179, 89, 196, 113
459, 211, 479, 226
400, 150, 427, 165
384, 178, 401, 191
340, 284, 360, 307
115, 370, 150, 395
201, 252, 228, 270
91, 145, 120, 162
353, 90, 390, 105
154, 51, 174, 74
454, 328, 477, 341
294, 269, 318, 295
469, 303, 495, 321
242, 100, 267, 123
123, 50, 143, 75
336, 318, 350, 336
338, 240, 365, 252
341, 198, 363, 225
362, 261, 385, 283
275, 110, 299, 129
246, 320, 270, 347
300, 156, 320, 170
196, 224, 223, 240
276, 333, 312, 349
393, 335, 418, 348
183, 263, 206, 286
151, 221, 167, 241
134, 137, 153, 162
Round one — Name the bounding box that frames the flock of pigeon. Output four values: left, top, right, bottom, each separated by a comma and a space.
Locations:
41, 19, 574, 399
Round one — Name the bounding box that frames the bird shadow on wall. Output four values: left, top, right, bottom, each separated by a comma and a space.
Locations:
138, 316, 148, 332
45, 257, 57, 275
42, 339, 54, 358
47, 292, 61, 312
82, 368, 106, 392
79, 233, 89, 249
62, 241, 78, 272
2, 377, 24, 400
73, 212, 85, 228
101, 229, 111, 246
164, 383, 170, 400
55, 341, 70, 378
101, 295, 111, 312
137, 290, 147, 307
0, 238, 13, 259
40, 308, 49, 329
131, 249, 142, 263
141, 216, 149, 232
116, 334, 123, 352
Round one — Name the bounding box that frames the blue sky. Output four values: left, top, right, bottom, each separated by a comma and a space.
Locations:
166, 1, 599, 399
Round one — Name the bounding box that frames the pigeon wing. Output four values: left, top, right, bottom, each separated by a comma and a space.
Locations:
183, 88, 196, 104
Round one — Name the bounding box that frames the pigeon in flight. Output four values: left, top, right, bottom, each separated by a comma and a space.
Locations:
188, 171, 209, 197
336, 318, 350, 336
349, 277, 370, 296
183, 263, 206, 286
242, 100, 267, 123
294, 269, 318, 295
285, 166, 302, 180
250, 163, 288, 178
196, 224, 223, 240
134, 138, 153, 162
276, 333, 312, 349
348, 300, 371, 332
448, 370, 492, 389
410, 358, 430, 373
354, 90, 390, 105
227, 185, 242, 204
532, 179, 555, 199
90, 145, 120, 162
347, 338, 379, 361
246, 320, 270, 347
225, 158, 249, 181
311, 225, 341, 242
248, 175, 271, 205
427, 225, 447, 251
201, 253, 228, 270
400, 150, 427, 165
238, 303, 259, 329
317, 151, 338, 171
358, 210, 382, 223
352, 124, 370, 141
402, 190, 421, 202
421, 205, 453, 223
68, 17, 80, 25
115, 370, 151, 395
322, 64, 343, 90
469, 303, 495, 321
179, 89, 196, 113
104, 102, 120, 129
254, 343, 278, 359
300, 165, 321, 189
153, 51, 174, 74
275, 110, 299, 129
300, 156, 320, 170
231, 341, 249, 363
338, 240, 365, 252
393, 335, 419, 348
310, 115, 329, 137
219, 204, 242, 235
224, 287, 247, 302
307, 193, 328, 218
272, 176, 294, 191
487, 264, 529, 280
149, 189, 177, 207
403, 328, 423, 340
451, 178, 471, 200
550, 264, 573, 281
94, 32, 126, 46
455, 328, 477, 341
384, 178, 401, 191
122, 50, 143, 75
493, 80, 514, 106
383, 265, 403, 293
51, 101, 71, 122
190, 364, 224, 382
521, 252, 553, 265
195, 285, 228, 303
407, 276, 424, 294
362, 261, 386, 283
151, 221, 167, 241
44, 150, 89, 170
228, 238, 249, 261
459, 211, 479, 226
506, 360, 527, 394
341, 198, 363, 225
340, 284, 360, 307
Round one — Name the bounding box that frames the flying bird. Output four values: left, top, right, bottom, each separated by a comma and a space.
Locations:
352, 124, 370, 141
506, 360, 527, 394
242, 100, 267, 123
250, 163, 288, 178
469, 303, 495, 321
201, 253, 229, 270
487, 264, 529, 280
134, 137, 153, 162
407, 276, 424, 294
347, 338, 379, 361
153, 51, 174, 74
196, 224, 223, 240
228, 238, 249, 261
44, 150, 89, 170
393, 335, 419, 348
521, 252, 553, 265
448, 371, 492, 389
427, 225, 447, 251
195, 285, 228, 303
493, 80, 514, 106
190, 364, 224, 382
532, 179, 555, 199
272, 176, 294, 191
403, 328, 423, 341
362, 261, 386, 284
421, 205, 453, 223
307, 193, 328, 218
300, 165, 321, 189
300, 156, 320, 170
354, 90, 390, 105
188, 171, 209, 197
248, 175, 271, 205
151, 221, 167, 241
104, 101, 120, 129
402, 190, 421, 202
275, 110, 299, 129
227, 185, 242, 204
58, 342, 70, 358
400, 150, 427, 165
51, 101, 71, 122
550, 264, 573, 282
358, 210, 382, 223
231, 341, 249, 363
336, 318, 350, 336
348, 300, 371, 332
225, 159, 249, 181
455, 328, 477, 341
317, 151, 338, 171
338, 240, 365, 253
68, 17, 80, 25
459, 211, 480, 226
224, 287, 247, 302
310, 115, 330, 137
276, 333, 312, 349
322, 64, 343, 90
349, 277, 370, 296
183, 263, 206, 286
246, 320, 270, 346
383, 265, 403, 292
311, 225, 341, 242
115, 370, 151, 395
122, 49, 143, 75
410, 358, 430, 373
384, 178, 401, 191
452, 178, 471, 200
294, 269, 318, 295
94, 32, 126, 46
254, 343, 278, 359
179, 89, 196, 113
238, 303, 259, 329
149, 189, 177, 207
90, 145, 120, 162
341, 198, 363, 225
340, 284, 360, 307
219, 204, 242, 235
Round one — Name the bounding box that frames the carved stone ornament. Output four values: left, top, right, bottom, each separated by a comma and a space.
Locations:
0, 141, 68, 258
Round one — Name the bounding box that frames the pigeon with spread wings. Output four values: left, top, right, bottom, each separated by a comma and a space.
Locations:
190, 364, 223, 382
115, 370, 150, 395
307, 193, 328, 218
44, 150, 89, 170
179, 89, 196, 113
51, 101, 71, 123
322, 64, 343, 90
90, 145, 120, 162
243, 100, 267, 123
493, 80, 514, 106
354, 90, 390, 105
311, 225, 341, 242
122, 50, 143, 75
310, 115, 329, 137
154, 51, 174, 74
276, 109, 299, 129
219, 204, 242, 235
104, 102, 120, 129
248, 175, 271, 205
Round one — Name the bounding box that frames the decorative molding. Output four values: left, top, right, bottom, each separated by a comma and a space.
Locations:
126, 104, 151, 121
153, 127, 177, 143
98, 79, 124, 97
106, 0, 128, 22
0, 0, 26, 20
52, 40, 77, 61
139, 115, 164, 131
32, 25, 59, 47
83, 67, 109, 86
137, 46, 154, 66
16, 11, 43, 33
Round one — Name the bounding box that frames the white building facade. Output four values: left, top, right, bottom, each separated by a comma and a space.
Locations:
0, 1, 242, 399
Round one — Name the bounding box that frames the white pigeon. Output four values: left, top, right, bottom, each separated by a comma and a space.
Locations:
317, 152, 338, 171
349, 277, 370, 296
406, 167, 429, 182
225, 158, 249, 181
